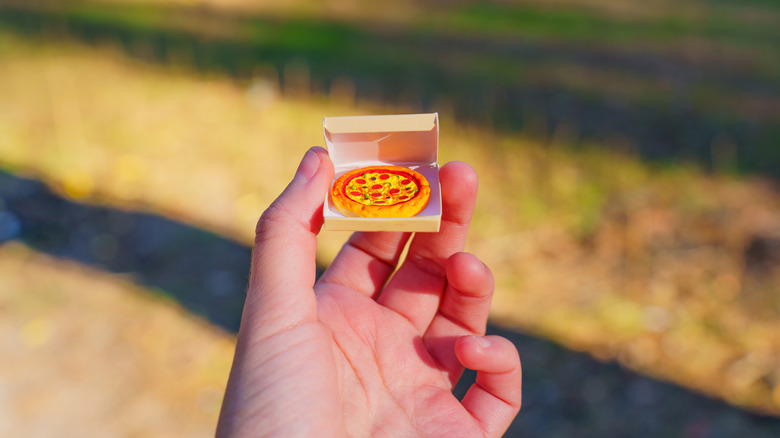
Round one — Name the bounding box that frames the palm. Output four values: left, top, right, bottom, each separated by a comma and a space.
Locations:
317, 283, 480, 437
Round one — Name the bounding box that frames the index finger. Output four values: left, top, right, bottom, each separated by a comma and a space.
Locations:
377, 161, 478, 331
405, 161, 478, 269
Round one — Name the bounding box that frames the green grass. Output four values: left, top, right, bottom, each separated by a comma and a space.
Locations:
423, 1, 780, 47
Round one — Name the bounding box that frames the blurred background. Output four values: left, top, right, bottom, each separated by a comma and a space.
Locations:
1, 0, 779, 436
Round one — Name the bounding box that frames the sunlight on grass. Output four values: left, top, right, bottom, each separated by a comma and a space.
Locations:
1, 30, 780, 417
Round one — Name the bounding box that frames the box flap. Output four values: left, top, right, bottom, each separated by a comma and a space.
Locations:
324, 113, 436, 134
323, 113, 438, 168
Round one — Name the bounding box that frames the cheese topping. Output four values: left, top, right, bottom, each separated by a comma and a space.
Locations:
343, 170, 420, 206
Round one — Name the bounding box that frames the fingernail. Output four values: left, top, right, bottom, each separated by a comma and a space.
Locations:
295, 148, 321, 182
472, 335, 491, 349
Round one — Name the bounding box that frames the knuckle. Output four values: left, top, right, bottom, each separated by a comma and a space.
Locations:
407, 253, 447, 278
254, 203, 292, 244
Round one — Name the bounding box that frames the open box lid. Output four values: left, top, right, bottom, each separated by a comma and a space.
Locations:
323, 113, 441, 232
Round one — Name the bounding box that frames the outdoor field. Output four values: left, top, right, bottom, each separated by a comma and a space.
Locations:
1, 0, 779, 436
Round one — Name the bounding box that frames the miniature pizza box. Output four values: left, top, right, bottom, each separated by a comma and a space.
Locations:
323, 113, 441, 232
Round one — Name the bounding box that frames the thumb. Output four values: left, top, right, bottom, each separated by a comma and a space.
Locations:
243, 146, 334, 340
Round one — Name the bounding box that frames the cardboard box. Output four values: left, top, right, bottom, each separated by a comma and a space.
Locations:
323, 113, 441, 232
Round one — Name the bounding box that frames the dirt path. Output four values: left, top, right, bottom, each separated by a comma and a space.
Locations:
0, 243, 234, 438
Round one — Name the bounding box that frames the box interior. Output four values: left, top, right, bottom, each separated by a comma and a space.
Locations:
323, 113, 441, 232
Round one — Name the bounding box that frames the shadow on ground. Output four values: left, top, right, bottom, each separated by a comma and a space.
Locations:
1, 2, 779, 177
0, 169, 254, 331
458, 325, 780, 438
2, 170, 780, 436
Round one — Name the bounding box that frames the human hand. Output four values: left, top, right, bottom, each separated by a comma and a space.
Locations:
217, 147, 522, 437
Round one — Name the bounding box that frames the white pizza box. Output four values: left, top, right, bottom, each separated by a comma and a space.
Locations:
323, 113, 441, 232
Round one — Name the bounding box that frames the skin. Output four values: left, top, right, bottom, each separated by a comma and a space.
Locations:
217, 147, 522, 438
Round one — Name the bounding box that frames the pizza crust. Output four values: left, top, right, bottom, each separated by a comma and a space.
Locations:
331, 166, 431, 218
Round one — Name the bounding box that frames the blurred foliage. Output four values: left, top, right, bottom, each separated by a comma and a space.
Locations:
1, 0, 779, 175
1, 0, 780, 429
430, 2, 780, 46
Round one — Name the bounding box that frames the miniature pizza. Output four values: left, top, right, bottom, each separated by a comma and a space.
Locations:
331, 165, 431, 218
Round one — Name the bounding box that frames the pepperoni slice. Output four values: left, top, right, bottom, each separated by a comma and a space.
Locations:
379, 174, 390, 180
398, 195, 409, 200
401, 179, 412, 185
388, 188, 400, 194
349, 191, 361, 196
355, 178, 367, 185
371, 184, 383, 190
374, 200, 385, 204
370, 192, 382, 198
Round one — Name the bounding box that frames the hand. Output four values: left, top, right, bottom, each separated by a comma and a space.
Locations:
217, 147, 522, 437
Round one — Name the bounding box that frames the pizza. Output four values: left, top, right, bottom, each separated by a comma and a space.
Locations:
331, 165, 431, 218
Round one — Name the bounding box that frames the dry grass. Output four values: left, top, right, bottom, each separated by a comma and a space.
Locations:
2, 31, 780, 416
